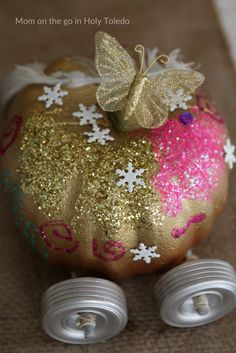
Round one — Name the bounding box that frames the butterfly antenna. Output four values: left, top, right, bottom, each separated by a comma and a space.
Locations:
143, 54, 169, 75
135, 44, 145, 74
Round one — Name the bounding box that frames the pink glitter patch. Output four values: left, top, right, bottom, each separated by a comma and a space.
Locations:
39, 220, 79, 253
0, 115, 23, 155
92, 239, 126, 262
171, 213, 207, 239
133, 97, 226, 217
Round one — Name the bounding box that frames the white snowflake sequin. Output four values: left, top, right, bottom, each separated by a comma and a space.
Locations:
38, 83, 68, 108
130, 243, 160, 264
73, 103, 114, 146
84, 126, 114, 145
116, 162, 145, 192
165, 88, 192, 112
72, 104, 103, 126
224, 138, 236, 169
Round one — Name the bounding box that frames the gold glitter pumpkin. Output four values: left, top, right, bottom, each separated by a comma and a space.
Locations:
0, 56, 229, 280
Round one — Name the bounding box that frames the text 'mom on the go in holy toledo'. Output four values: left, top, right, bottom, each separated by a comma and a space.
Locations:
15, 17, 130, 26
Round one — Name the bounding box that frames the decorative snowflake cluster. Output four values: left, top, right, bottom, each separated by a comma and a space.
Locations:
72, 104, 114, 145
38, 83, 68, 108
165, 88, 192, 112
116, 162, 145, 192
224, 138, 236, 169
130, 243, 160, 264
37, 90, 150, 193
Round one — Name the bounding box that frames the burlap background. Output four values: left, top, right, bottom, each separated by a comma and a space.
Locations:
1, 0, 236, 352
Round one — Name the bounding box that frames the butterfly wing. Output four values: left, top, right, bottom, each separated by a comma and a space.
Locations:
95, 31, 136, 111
126, 69, 205, 128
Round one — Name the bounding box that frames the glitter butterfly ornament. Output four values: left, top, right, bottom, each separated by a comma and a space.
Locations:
95, 31, 205, 130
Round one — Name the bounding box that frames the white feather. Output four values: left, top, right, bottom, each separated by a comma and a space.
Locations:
0, 63, 101, 106
146, 47, 197, 76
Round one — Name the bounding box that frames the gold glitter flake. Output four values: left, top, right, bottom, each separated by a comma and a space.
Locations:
20, 110, 163, 236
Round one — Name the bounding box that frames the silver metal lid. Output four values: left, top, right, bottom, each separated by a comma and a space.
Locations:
41, 277, 128, 344
154, 259, 236, 327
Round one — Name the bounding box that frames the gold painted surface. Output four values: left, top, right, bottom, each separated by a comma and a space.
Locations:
0, 56, 229, 280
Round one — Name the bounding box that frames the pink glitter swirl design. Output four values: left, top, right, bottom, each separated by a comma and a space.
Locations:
92, 239, 126, 262
0, 115, 23, 155
39, 220, 79, 253
138, 101, 226, 217
171, 213, 206, 239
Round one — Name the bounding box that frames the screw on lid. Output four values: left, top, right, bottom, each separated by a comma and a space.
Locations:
153, 259, 236, 327
41, 277, 128, 344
